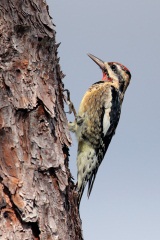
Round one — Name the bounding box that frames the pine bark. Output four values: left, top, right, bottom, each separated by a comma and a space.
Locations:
0, 0, 82, 239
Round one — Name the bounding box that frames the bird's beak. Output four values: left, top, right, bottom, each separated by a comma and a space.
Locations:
87, 53, 105, 71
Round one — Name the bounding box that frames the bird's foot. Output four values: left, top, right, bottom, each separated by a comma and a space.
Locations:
63, 89, 77, 117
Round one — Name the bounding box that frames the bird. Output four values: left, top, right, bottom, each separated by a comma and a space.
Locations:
68, 53, 131, 206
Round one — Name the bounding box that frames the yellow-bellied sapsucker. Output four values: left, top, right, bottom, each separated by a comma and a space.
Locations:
69, 53, 131, 206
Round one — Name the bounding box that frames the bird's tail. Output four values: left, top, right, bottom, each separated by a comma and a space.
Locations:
77, 169, 98, 207
77, 178, 88, 208
87, 169, 98, 198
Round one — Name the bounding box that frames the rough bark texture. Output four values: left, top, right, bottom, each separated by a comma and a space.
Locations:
0, 0, 82, 239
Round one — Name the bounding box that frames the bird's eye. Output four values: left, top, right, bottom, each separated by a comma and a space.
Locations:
111, 65, 117, 72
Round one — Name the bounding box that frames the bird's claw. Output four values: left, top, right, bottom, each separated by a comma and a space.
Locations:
63, 89, 77, 117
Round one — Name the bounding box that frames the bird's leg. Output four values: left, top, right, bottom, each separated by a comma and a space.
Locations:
63, 89, 78, 132
63, 89, 77, 117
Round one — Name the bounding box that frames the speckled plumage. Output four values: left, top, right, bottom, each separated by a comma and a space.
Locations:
69, 54, 131, 206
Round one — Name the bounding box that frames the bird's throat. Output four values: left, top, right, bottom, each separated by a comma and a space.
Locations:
102, 72, 112, 82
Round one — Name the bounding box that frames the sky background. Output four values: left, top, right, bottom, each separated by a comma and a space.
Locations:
47, 1, 160, 239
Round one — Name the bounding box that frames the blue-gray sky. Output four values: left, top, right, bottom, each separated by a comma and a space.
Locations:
47, 1, 160, 239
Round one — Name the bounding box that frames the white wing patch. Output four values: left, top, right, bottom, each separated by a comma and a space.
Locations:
103, 92, 112, 136
103, 108, 111, 135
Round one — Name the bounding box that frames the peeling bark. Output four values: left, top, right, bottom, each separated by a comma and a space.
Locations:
0, 0, 82, 239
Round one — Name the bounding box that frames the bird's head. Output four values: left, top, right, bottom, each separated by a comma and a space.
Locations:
88, 53, 131, 95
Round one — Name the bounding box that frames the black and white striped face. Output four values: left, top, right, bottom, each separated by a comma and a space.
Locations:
88, 53, 131, 94
104, 62, 131, 93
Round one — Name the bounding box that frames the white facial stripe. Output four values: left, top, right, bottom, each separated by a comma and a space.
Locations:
117, 64, 126, 79
117, 64, 122, 72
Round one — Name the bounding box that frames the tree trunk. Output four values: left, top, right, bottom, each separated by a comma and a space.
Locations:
0, 0, 82, 239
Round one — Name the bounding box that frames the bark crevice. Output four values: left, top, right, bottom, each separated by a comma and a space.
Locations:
0, 0, 83, 239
